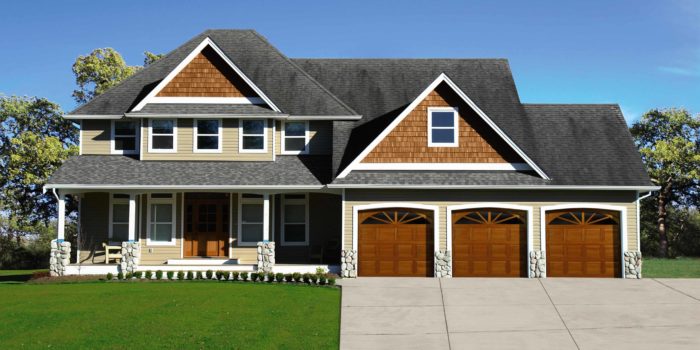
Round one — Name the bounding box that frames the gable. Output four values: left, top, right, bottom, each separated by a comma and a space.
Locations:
157, 46, 258, 98
362, 83, 523, 164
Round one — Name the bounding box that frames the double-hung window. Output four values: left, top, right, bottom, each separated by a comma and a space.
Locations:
238, 194, 264, 246
194, 119, 222, 152
427, 107, 459, 147
281, 194, 308, 246
149, 119, 177, 152
147, 193, 176, 245
239, 119, 267, 152
111, 120, 138, 154
109, 194, 130, 242
281, 121, 309, 154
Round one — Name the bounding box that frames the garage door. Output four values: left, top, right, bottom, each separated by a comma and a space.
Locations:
452, 209, 527, 277
546, 209, 621, 278
358, 208, 434, 277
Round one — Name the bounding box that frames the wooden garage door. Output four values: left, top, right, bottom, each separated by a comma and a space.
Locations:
452, 209, 527, 277
358, 208, 434, 277
546, 209, 621, 278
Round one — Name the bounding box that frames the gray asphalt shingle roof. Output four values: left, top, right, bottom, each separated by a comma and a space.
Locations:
331, 171, 548, 187
132, 103, 281, 116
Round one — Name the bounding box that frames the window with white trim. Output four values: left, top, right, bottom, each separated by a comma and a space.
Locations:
427, 107, 459, 147
282, 194, 308, 245
239, 194, 264, 245
240, 119, 266, 152
147, 193, 176, 245
149, 119, 176, 152
281, 121, 309, 154
109, 194, 130, 242
194, 119, 222, 152
112, 120, 138, 154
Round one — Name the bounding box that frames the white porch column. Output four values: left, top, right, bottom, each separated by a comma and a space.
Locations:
262, 194, 270, 241
57, 194, 66, 242
128, 194, 136, 242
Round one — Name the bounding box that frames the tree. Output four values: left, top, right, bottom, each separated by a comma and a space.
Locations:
0, 96, 78, 242
72, 48, 163, 104
631, 108, 700, 257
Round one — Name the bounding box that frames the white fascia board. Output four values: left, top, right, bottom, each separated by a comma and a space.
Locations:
44, 184, 324, 190
327, 184, 662, 191
287, 115, 363, 120
125, 113, 288, 119
145, 97, 266, 104
353, 163, 532, 171
64, 114, 124, 120
336, 73, 550, 180
130, 37, 281, 113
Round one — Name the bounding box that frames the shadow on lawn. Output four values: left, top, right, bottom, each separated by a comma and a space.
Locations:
0, 273, 33, 283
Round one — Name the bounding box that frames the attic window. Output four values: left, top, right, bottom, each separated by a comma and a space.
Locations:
427, 107, 459, 147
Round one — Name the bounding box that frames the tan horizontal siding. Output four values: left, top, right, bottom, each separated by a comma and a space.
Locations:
275, 120, 332, 155
80, 119, 111, 155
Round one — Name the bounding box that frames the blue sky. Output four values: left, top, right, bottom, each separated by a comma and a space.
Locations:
1, 0, 698, 123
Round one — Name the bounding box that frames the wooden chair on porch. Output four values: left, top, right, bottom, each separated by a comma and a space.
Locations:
102, 242, 122, 264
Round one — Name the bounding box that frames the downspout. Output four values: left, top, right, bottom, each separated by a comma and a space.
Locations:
636, 191, 653, 251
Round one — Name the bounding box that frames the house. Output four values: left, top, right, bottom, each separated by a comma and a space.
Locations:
45, 30, 657, 278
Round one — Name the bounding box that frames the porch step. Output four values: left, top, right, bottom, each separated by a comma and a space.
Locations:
167, 259, 240, 266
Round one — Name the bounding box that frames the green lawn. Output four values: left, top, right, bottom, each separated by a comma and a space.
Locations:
643, 257, 700, 278
0, 269, 47, 283
0, 281, 340, 349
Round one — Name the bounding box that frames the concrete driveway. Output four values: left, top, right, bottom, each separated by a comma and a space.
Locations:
339, 278, 700, 349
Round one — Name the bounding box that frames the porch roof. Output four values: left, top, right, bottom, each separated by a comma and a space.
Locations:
46, 155, 331, 189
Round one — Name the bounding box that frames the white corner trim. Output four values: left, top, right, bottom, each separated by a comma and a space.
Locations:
238, 119, 268, 153
78, 120, 83, 155
110, 119, 140, 155
539, 203, 628, 278
192, 118, 223, 153
427, 106, 459, 147
340, 189, 346, 251
337, 73, 550, 180
130, 37, 280, 112
280, 120, 310, 155
352, 163, 532, 171
147, 118, 178, 153
446, 203, 534, 278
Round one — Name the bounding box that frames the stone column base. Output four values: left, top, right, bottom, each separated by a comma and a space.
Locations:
340, 250, 357, 278
120, 242, 140, 274
49, 240, 71, 276
435, 250, 452, 278
257, 242, 275, 273
529, 250, 546, 278
624, 251, 642, 278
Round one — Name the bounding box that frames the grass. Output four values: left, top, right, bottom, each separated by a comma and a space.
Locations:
643, 257, 700, 278
0, 281, 340, 349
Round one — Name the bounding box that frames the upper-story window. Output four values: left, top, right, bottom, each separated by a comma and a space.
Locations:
149, 119, 177, 153
281, 121, 309, 154
194, 119, 222, 153
427, 107, 459, 147
240, 119, 267, 153
111, 120, 138, 154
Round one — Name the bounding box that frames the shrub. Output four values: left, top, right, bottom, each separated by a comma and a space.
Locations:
318, 275, 327, 285
186, 271, 193, 280
216, 270, 226, 281
117, 272, 124, 280
309, 274, 319, 284
240, 272, 249, 281
315, 267, 327, 275
327, 275, 336, 286
196, 271, 204, 280
266, 272, 275, 283
145, 270, 153, 279
106, 272, 114, 280
231, 271, 240, 281
284, 273, 293, 282
275, 272, 285, 282
205, 270, 213, 280
156, 270, 163, 280
166, 271, 174, 280
134, 271, 143, 279
177, 271, 184, 280
302, 273, 311, 284
125, 272, 133, 279
251, 272, 259, 282
292, 272, 302, 282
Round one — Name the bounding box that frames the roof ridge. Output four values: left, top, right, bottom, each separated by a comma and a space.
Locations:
523, 103, 620, 106
292, 58, 509, 61
248, 31, 359, 116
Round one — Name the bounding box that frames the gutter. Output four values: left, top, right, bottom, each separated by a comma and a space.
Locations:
44, 184, 325, 190
327, 184, 662, 191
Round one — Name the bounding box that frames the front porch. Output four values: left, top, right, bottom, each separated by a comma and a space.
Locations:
50, 189, 342, 275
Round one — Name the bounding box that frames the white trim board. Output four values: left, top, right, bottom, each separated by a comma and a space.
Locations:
64, 114, 123, 120
327, 184, 661, 191
336, 73, 549, 180
192, 118, 223, 153
144, 97, 265, 105
352, 163, 532, 171
131, 37, 280, 113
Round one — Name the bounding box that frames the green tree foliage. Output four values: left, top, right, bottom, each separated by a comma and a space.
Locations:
72, 48, 163, 104
631, 108, 700, 257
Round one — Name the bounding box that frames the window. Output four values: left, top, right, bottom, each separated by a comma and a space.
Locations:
194, 119, 222, 152
281, 121, 309, 154
109, 194, 130, 242
239, 119, 267, 152
111, 120, 138, 154
147, 193, 176, 245
282, 194, 308, 245
238, 193, 264, 245
427, 107, 459, 147
149, 119, 177, 152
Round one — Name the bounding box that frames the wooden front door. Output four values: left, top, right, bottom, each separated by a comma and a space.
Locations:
358, 208, 434, 277
452, 209, 527, 277
184, 194, 229, 257
546, 209, 621, 278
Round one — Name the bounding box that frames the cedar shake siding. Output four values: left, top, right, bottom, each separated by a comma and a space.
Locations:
362, 83, 523, 164
157, 46, 258, 98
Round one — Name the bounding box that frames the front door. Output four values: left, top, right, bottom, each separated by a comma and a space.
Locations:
184, 193, 229, 257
